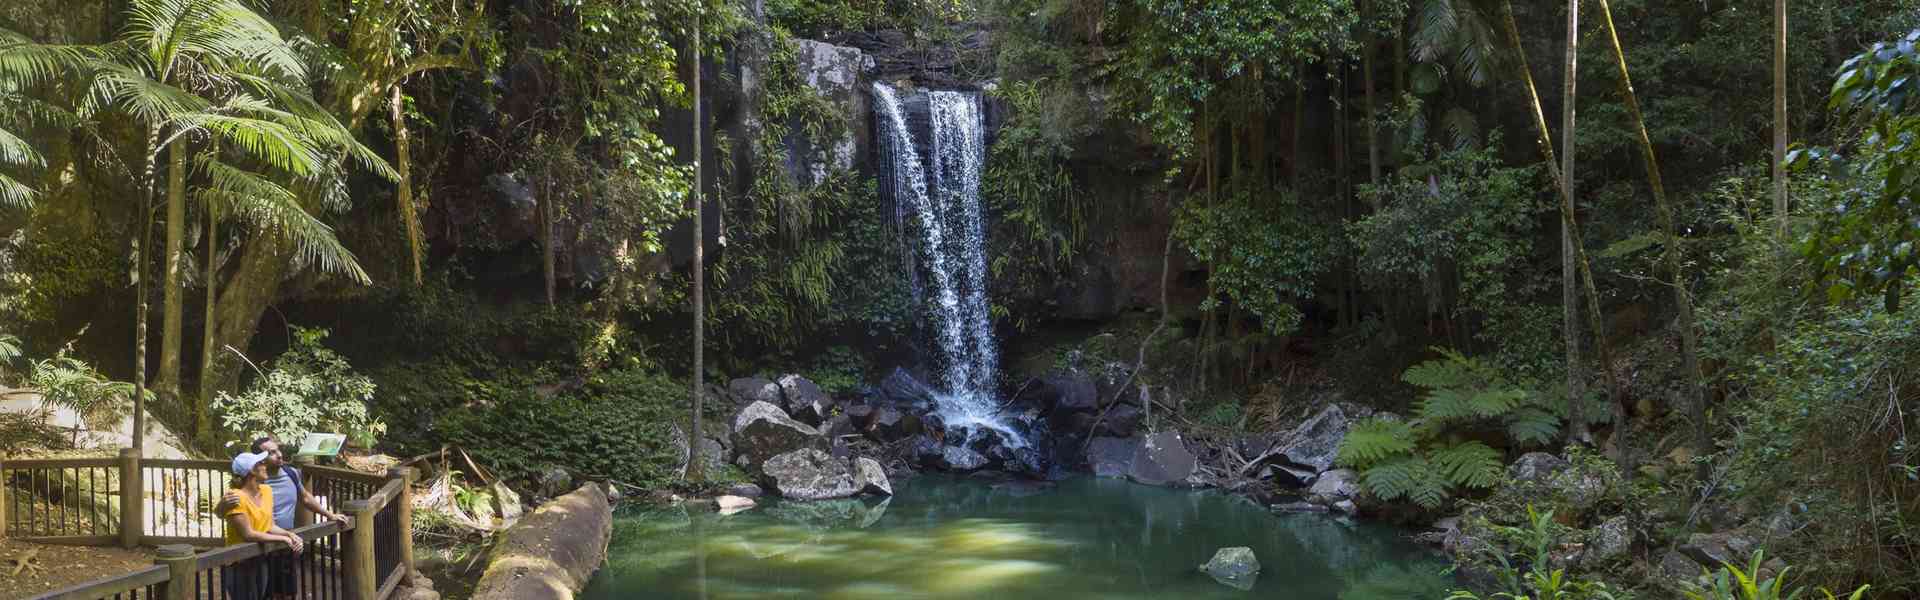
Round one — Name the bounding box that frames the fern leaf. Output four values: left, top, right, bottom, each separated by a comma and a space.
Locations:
1505, 407, 1562, 446
1337, 418, 1416, 469
1362, 455, 1451, 509
1430, 441, 1504, 490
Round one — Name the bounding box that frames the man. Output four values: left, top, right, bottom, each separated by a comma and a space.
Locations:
219, 436, 349, 600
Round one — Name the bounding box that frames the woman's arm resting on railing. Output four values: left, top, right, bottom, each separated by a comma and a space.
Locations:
228, 514, 304, 554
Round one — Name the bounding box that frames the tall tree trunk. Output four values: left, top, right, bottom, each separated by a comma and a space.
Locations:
688, 10, 707, 483
204, 235, 290, 402
1774, 0, 1789, 237
392, 86, 424, 286
132, 124, 160, 457
1292, 62, 1306, 191
541, 175, 555, 307
1562, 0, 1588, 443
199, 189, 217, 442
1595, 0, 1708, 475
1363, 0, 1382, 197
157, 139, 186, 403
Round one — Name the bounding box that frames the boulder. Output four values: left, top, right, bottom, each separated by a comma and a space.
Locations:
728, 377, 783, 408
845, 405, 876, 428
1660, 549, 1705, 579
1095, 403, 1143, 438
1510, 452, 1570, 484
535, 466, 573, 499
732, 400, 824, 470
762, 448, 860, 500
471, 484, 611, 600
1273, 404, 1364, 474
1586, 517, 1632, 564
1040, 371, 1099, 418
1680, 532, 1755, 569
869, 407, 909, 442
726, 483, 764, 498
853, 457, 893, 496
672, 425, 729, 477
778, 374, 833, 426
1308, 469, 1360, 504
1127, 431, 1197, 486
715, 495, 757, 513
1087, 436, 1138, 478
879, 368, 934, 410
1199, 547, 1261, 591
825, 414, 858, 439
1332, 500, 1358, 516
939, 445, 989, 472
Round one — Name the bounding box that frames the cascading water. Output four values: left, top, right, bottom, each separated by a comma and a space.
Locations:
873, 83, 1026, 448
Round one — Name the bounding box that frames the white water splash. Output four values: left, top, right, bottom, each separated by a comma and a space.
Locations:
872, 84, 1023, 447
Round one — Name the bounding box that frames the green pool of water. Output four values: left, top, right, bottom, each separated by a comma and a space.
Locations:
581, 475, 1454, 599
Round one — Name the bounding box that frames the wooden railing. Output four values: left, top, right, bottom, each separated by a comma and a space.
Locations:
3, 453, 415, 600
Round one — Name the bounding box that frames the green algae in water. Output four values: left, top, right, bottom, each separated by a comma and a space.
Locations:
582, 476, 1453, 599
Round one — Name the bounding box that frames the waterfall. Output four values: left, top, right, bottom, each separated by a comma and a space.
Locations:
873, 84, 1024, 448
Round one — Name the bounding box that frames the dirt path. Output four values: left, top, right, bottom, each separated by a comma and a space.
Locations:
0, 538, 152, 600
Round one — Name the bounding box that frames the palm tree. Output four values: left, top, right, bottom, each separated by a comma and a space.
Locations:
1561, 0, 1583, 442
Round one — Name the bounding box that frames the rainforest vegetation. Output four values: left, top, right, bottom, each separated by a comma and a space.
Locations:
6, 0, 1920, 597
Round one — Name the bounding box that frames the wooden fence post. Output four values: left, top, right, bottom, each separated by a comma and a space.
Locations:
119, 448, 141, 548
344, 499, 376, 600
1, 459, 8, 539
388, 467, 416, 580
155, 544, 196, 600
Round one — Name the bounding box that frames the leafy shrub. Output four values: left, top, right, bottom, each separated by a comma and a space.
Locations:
1681, 550, 1870, 600
212, 328, 385, 448
435, 368, 721, 489
1446, 506, 1627, 600
1337, 348, 1560, 509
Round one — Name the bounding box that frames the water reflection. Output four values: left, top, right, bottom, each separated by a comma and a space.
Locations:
582, 476, 1453, 599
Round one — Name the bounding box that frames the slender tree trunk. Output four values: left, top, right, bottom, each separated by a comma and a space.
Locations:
1362, 0, 1382, 197
132, 125, 160, 457
1596, 0, 1708, 474
392, 86, 424, 286
1293, 62, 1306, 191
1774, 0, 1789, 237
688, 10, 706, 484
157, 139, 186, 402
1562, 0, 1588, 443
541, 175, 555, 306
199, 186, 217, 442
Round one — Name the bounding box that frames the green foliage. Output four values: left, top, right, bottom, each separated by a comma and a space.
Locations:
1447, 506, 1627, 600
212, 327, 386, 448
28, 348, 135, 432
436, 368, 716, 489
1351, 138, 1554, 370
984, 78, 1093, 328
763, 0, 892, 36
1682, 550, 1872, 600
1338, 349, 1559, 509
1792, 28, 1920, 310
1175, 188, 1334, 335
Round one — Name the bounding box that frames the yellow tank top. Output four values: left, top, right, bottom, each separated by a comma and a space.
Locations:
222, 484, 276, 546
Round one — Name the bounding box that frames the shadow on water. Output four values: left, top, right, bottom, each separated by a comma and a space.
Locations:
582, 476, 1454, 599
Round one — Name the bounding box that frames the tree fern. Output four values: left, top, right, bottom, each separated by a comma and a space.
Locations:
1430, 441, 1504, 490
1338, 417, 1417, 469
1364, 455, 1451, 509
1506, 406, 1562, 446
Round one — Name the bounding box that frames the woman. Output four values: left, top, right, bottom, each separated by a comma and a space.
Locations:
222, 451, 304, 600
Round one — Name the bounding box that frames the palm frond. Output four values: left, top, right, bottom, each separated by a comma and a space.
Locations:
0, 124, 43, 168
224, 96, 397, 181
0, 28, 103, 87
0, 172, 34, 208
1411, 0, 1460, 64
197, 158, 368, 283
126, 0, 304, 82
90, 59, 207, 124
170, 110, 323, 177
